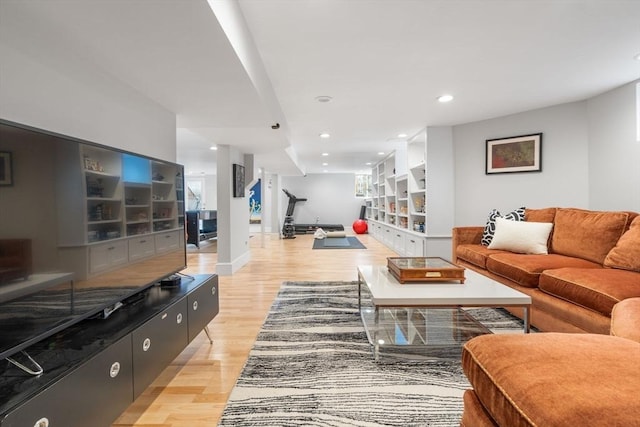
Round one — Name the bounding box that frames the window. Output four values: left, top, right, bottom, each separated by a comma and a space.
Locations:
186, 177, 204, 210
355, 174, 372, 198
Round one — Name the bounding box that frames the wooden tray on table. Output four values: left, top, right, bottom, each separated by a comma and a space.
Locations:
387, 257, 466, 284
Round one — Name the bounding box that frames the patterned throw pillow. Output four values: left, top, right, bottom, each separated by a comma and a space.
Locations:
481, 207, 526, 246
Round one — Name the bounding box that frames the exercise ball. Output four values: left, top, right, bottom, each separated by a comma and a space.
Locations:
352, 219, 368, 234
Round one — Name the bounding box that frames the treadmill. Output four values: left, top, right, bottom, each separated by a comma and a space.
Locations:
282, 189, 344, 238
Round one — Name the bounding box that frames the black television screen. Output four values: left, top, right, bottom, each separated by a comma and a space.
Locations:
0, 119, 186, 359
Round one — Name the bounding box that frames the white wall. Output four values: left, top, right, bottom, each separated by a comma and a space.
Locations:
0, 32, 176, 161
587, 80, 640, 212
216, 145, 250, 275
259, 173, 276, 233
425, 126, 454, 236
453, 101, 590, 225
281, 174, 367, 230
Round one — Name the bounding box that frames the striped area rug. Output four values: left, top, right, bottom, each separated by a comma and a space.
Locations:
218, 281, 526, 427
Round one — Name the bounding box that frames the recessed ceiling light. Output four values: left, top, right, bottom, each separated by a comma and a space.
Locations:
322, 152, 329, 156
322, 162, 328, 166
378, 152, 385, 156
209, 146, 217, 150
323, 169, 329, 173
365, 162, 372, 166
438, 94, 454, 103
315, 95, 333, 103
319, 132, 331, 139
397, 133, 408, 138
634, 53, 640, 61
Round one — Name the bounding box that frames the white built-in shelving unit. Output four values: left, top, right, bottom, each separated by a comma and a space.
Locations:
364, 127, 454, 259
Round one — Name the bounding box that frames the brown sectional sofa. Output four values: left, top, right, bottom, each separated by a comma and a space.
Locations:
452, 207, 640, 334
460, 297, 640, 426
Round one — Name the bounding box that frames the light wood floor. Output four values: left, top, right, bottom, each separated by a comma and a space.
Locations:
113, 232, 397, 427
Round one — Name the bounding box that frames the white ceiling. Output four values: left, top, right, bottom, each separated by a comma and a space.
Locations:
2, 0, 640, 176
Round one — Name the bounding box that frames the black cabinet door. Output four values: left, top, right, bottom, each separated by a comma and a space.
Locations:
1, 336, 133, 427
132, 298, 189, 397
187, 275, 219, 342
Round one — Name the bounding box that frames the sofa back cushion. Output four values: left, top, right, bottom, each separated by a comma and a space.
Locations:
604, 216, 640, 272
525, 207, 557, 223
550, 208, 629, 264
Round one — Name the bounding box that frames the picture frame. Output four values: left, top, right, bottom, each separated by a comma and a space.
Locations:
485, 133, 542, 174
233, 163, 245, 198
0, 151, 13, 186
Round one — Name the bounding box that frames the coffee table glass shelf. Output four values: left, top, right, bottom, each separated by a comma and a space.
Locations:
357, 265, 531, 360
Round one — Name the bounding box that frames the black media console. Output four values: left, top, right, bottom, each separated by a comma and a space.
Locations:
0, 274, 219, 427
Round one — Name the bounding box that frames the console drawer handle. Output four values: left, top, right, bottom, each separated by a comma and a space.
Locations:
34, 418, 49, 427
211, 286, 216, 296
193, 300, 198, 311
143, 338, 151, 352
110, 362, 120, 378
177, 313, 183, 324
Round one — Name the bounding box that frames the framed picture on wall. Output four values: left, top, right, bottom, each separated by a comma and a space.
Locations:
0, 151, 13, 186
485, 133, 542, 174
233, 163, 245, 198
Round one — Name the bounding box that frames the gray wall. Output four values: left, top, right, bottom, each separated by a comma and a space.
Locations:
453, 101, 590, 225
587, 81, 640, 211
0, 15, 176, 161
453, 80, 639, 226
282, 174, 366, 230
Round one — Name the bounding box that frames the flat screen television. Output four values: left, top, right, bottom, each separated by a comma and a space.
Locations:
0, 119, 187, 360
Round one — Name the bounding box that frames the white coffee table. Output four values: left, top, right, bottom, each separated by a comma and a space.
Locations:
357, 265, 531, 359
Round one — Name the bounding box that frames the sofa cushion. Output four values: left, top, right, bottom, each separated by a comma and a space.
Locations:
611, 298, 640, 343
550, 208, 629, 264
604, 216, 640, 272
462, 333, 640, 427
486, 253, 600, 288
456, 244, 507, 269
539, 268, 640, 316
461, 390, 498, 427
524, 207, 557, 223
480, 207, 525, 246
488, 217, 553, 254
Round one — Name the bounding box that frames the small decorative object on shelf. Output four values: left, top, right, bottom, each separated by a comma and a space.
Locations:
387, 257, 465, 284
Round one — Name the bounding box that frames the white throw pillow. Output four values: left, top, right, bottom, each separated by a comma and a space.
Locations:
488, 217, 553, 254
